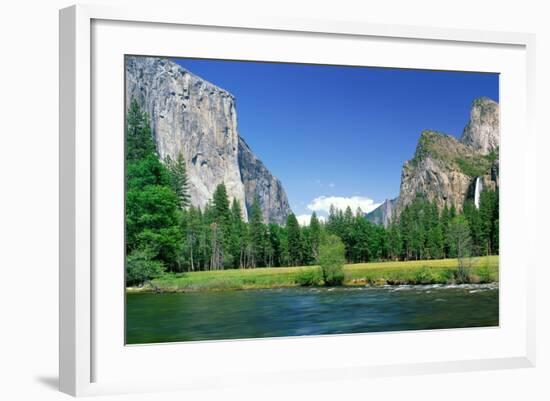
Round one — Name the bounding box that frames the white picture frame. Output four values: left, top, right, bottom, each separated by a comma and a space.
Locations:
59, 4, 536, 397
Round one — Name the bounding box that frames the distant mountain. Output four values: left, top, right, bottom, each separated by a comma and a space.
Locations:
367, 97, 499, 226
365, 198, 397, 226
125, 56, 292, 224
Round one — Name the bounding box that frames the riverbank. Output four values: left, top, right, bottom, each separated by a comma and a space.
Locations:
126, 255, 498, 293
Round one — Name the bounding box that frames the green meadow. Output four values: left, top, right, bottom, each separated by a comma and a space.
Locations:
127, 255, 498, 293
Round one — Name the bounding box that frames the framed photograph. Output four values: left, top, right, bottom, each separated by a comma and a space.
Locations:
59, 4, 536, 396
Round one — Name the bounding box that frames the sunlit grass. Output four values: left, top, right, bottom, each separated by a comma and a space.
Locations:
126, 255, 499, 292
344, 256, 498, 285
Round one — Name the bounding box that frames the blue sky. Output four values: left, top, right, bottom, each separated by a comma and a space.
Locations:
172, 58, 499, 222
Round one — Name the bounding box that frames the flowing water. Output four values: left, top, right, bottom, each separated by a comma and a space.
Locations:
126, 284, 499, 344
474, 176, 483, 208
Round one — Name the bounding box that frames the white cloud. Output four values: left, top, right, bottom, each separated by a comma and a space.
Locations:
328, 182, 335, 188
296, 214, 327, 226
307, 196, 381, 215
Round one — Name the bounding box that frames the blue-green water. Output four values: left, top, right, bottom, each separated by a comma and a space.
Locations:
126, 284, 499, 344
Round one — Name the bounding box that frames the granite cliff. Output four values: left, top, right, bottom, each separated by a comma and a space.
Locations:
125, 56, 291, 224
460, 97, 500, 154
238, 137, 292, 224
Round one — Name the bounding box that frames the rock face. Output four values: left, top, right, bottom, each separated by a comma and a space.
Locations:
238, 137, 292, 224
367, 97, 499, 225
395, 130, 488, 215
460, 97, 500, 155
365, 198, 397, 227
125, 56, 291, 223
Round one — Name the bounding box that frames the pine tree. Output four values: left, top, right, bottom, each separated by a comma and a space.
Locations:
183, 206, 202, 271
353, 214, 370, 263
327, 204, 344, 238
286, 213, 302, 266
426, 202, 443, 259
263, 225, 275, 267
249, 197, 265, 268
202, 203, 215, 270
374, 224, 389, 260
440, 204, 451, 258
387, 220, 402, 260
448, 215, 472, 260
267, 223, 284, 267
125, 98, 182, 278
210, 221, 222, 270
212, 183, 231, 230
328, 204, 337, 225
230, 199, 246, 268
278, 226, 290, 267
479, 189, 498, 255
165, 152, 191, 209
399, 206, 411, 260
492, 218, 499, 254
211, 183, 232, 268
463, 200, 483, 255
309, 212, 321, 260
492, 190, 499, 254
126, 98, 156, 162
300, 226, 314, 265
340, 206, 356, 262
344, 206, 354, 225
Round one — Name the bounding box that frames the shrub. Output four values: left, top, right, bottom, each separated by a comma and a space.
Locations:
456, 156, 491, 177
126, 248, 165, 286
296, 268, 322, 286
318, 234, 346, 286
414, 266, 436, 284
453, 260, 473, 284
323, 266, 345, 286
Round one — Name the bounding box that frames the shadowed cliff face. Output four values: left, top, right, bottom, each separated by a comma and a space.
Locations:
238, 137, 291, 224
368, 97, 499, 225
125, 56, 291, 223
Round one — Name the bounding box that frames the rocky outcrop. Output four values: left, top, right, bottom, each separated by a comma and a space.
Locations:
368, 97, 499, 224
395, 130, 488, 215
238, 137, 291, 224
460, 97, 499, 155
125, 56, 292, 223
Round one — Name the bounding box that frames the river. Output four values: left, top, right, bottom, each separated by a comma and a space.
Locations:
126, 284, 498, 344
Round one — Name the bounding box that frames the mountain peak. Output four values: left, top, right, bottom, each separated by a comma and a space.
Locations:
410, 129, 469, 169
460, 97, 499, 154
473, 96, 497, 107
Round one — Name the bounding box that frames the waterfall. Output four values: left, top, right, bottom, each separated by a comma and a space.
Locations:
474, 177, 483, 209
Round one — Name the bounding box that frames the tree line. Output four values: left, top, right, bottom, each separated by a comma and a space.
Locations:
384, 192, 499, 262
125, 100, 499, 285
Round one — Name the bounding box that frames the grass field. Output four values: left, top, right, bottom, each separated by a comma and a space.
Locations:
127, 255, 499, 293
